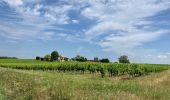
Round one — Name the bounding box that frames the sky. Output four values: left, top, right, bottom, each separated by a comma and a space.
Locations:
0, 0, 170, 64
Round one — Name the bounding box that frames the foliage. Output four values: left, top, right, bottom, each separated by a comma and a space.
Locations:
0, 59, 169, 78
44, 54, 51, 61
64, 57, 69, 61
73, 55, 87, 62
119, 55, 130, 63
100, 65, 106, 78
41, 58, 44, 61
36, 56, 41, 60
51, 51, 59, 61
0, 56, 17, 59
100, 58, 110, 63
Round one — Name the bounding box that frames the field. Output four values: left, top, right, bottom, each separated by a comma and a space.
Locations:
0, 59, 170, 100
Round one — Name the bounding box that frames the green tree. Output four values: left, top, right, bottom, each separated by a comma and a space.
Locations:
74, 55, 87, 62
36, 56, 41, 60
44, 54, 51, 61
119, 55, 130, 63
51, 51, 59, 61
100, 58, 110, 63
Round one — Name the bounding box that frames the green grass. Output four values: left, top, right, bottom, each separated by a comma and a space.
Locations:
0, 85, 6, 100
0, 67, 170, 100
0, 59, 170, 99
0, 59, 169, 78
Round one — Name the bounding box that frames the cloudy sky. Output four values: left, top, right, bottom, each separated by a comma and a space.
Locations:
0, 0, 170, 64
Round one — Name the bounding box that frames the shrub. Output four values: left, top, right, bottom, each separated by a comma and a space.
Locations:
100, 58, 110, 63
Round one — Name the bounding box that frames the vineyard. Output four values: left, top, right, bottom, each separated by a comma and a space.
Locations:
0, 59, 169, 78
0, 59, 170, 99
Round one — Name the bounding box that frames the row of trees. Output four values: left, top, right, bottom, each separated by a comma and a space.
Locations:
36, 50, 130, 63
72, 55, 130, 63
0, 56, 17, 59
72, 55, 87, 62
36, 51, 59, 61
71, 55, 110, 63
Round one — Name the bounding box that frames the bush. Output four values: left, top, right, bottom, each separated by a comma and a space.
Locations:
73, 55, 87, 62
36, 56, 41, 60
100, 58, 110, 63
100, 66, 106, 78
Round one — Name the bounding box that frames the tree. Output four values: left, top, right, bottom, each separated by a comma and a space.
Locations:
119, 55, 130, 63
74, 55, 87, 62
41, 58, 44, 61
51, 51, 59, 61
44, 54, 51, 61
100, 58, 110, 63
64, 57, 69, 61
36, 56, 41, 60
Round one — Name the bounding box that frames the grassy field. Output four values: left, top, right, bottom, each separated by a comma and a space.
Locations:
0, 59, 170, 100
0, 67, 170, 100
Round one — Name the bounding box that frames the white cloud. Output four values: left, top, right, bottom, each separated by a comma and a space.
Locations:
0, 0, 75, 41
3, 0, 169, 43
1, 0, 170, 64
166, 53, 170, 55
79, 0, 170, 54
145, 53, 170, 64
72, 20, 79, 24
121, 51, 170, 64
157, 55, 168, 59
0, 21, 55, 40
3, 0, 41, 6
100, 30, 167, 51
4, 0, 23, 6
44, 5, 73, 24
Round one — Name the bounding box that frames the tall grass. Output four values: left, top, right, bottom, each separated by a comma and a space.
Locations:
0, 67, 170, 100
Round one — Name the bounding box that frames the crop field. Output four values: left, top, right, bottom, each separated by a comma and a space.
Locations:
0, 59, 169, 78
0, 59, 170, 100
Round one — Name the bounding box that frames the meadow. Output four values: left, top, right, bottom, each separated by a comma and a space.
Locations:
0, 59, 170, 100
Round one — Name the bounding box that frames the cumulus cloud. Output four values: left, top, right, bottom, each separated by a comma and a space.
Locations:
4, 0, 23, 6
0, 21, 55, 40
100, 30, 167, 51
81, 0, 170, 53
2, 0, 169, 43
0, 0, 170, 63
146, 53, 170, 64
72, 20, 79, 24
0, 0, 76, 40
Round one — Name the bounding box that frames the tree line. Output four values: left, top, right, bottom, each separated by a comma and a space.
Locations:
36, 50, 130, 63
0, 56, 18, 59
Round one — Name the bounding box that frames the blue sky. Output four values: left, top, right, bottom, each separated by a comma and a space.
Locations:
0, 0, 170, 64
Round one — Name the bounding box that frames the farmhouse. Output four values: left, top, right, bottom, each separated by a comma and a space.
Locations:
58, 55, 69, 62
87, 57, 99, 62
